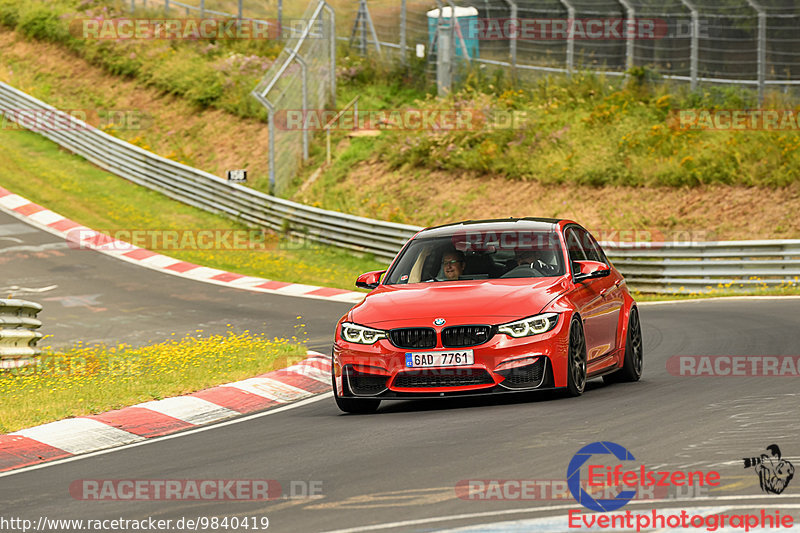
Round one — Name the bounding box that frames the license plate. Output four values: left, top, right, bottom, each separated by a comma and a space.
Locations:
405, 350, 474, 368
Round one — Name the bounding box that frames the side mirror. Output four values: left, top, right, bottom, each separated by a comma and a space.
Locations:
573, 260, 611, 282
356, 270, 386, 289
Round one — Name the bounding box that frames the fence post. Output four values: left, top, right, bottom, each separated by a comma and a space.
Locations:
164, 0, 169, 16
294, 52, 309, 163
678, 0, 699, 90
323, 2, 336, 106
437, 21, 452, 95
360, 0, 368, 55
400, 0, 407, 64
278, 0, 283, 40
746, 0, 766, 105
618, 0, 635, 71
200, 0, 205, 18
238, 0, 243, 21
558, 0, 575, 75
503, 0, 518, 77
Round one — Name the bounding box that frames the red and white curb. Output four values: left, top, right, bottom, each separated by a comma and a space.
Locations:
0, 352, 332, 473
0, 186, 365, 303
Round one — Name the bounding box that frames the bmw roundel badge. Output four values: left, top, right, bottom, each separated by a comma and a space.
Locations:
434, 318, 446, 326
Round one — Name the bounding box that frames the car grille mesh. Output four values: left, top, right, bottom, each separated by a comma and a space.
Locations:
347, 367, 389, 395
389, 328, 436, 349
392, 368, 494, 388
497, 358, 546, 389
442, 325, 493, 347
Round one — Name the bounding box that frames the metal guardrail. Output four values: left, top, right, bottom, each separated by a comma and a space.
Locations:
0, 299, 43, 362
603, 240, 800, 293
2, 83, 799, 293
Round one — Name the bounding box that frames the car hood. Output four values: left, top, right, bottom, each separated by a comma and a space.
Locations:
349, 278, 569, 327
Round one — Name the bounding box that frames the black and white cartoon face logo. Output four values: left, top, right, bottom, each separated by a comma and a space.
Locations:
743, 444, 795, 495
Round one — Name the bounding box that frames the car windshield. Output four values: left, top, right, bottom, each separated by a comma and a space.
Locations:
384, 230, 565, 285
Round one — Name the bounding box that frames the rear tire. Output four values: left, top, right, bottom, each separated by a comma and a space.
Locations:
603, 306, 643, 384
565, 317, 587, 397
332, 364, 381, 414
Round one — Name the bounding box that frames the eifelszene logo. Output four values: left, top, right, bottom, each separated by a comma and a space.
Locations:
567, 441, 721, 512
743, 444, 795, 495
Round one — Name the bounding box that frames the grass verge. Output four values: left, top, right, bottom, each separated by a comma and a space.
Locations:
0, 331, 307, 433
0, 126, 386, 290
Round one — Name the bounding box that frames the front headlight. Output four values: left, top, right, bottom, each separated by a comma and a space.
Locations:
341, 322, 387, 344
498, 313, 559, 338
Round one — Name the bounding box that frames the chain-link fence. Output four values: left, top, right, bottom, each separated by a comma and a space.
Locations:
126, 0, 336, 194
252, 1, 336, 194
348, 0, 800, 100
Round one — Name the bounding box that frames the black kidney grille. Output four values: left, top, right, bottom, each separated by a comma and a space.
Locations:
392, 368, 494, 388
442, 325, 493, 347
389, 328, 436, 349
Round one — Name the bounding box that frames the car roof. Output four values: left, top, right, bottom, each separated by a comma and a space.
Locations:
417, 218, 568, 238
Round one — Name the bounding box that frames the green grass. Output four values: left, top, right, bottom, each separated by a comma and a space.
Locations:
0, 0, 280, 118
0, 127, 386, 289
0, 331, 307, 433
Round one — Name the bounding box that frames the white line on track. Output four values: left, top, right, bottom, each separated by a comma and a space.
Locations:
0, 392, 333, 479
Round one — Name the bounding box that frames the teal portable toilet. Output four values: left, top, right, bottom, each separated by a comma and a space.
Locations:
426, 6, 479, 59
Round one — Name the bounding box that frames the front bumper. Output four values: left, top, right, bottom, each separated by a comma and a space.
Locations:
333, 318, 569, 399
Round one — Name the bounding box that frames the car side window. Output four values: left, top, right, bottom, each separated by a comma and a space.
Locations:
572, 227, 603, 263
565, 228, 587, 268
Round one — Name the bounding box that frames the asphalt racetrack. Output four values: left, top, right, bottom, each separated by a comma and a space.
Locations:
3, 209, 800, 532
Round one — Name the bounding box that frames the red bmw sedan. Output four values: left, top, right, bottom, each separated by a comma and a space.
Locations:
332, 218, 643, 414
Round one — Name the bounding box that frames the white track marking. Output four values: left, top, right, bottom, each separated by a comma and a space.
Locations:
134, 397, 239, 426
224, 377, 314, 402
11, 418, 144, 455
0, 393, 333, 478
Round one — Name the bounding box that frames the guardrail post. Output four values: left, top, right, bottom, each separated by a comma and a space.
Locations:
558, 0, 575, 75
746, 0, 766, 105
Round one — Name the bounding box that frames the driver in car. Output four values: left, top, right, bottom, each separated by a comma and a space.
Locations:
442, 250, 466, 280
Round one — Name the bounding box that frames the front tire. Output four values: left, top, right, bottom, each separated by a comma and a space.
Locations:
603, 306, 643, 384
565, 317, 587, 397
332, 363, 381, 414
